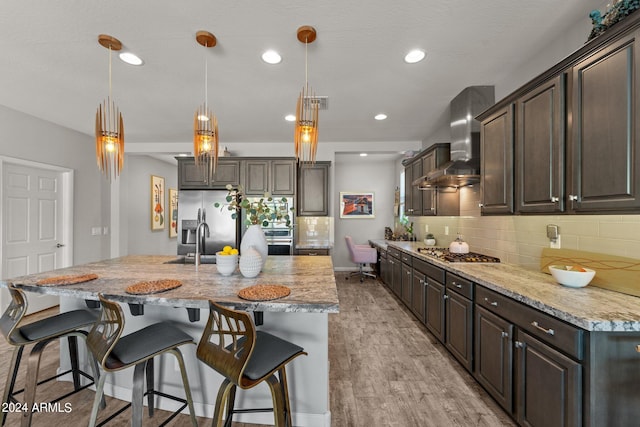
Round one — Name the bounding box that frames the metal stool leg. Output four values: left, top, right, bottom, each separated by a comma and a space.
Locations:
224, 385, 236, 427
145, 358, 154, 417
131, 362, 146, 427
1, 346, 23, 427
22, 339, 50, 427
67, 336, 81, 390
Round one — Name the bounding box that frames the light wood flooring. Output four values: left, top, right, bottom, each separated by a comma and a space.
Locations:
0, 274, 515, 426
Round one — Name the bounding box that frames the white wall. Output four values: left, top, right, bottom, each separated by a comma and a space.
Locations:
0, 105, 110, 265
121, 155, 179, 255
332, 154, 397, 270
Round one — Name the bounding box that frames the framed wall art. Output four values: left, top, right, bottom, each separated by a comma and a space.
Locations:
340, 192, 375, 218
168, 188, 178, 237
151, 175, 165, 230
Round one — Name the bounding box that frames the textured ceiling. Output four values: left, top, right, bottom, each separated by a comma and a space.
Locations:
0, 0, 605, 151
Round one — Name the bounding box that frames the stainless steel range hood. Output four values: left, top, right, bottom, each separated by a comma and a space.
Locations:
414, 86, 495, 188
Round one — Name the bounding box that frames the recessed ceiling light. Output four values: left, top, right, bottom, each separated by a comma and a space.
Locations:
177, 153, 188, 157
404, 49, 425, 64
262, 50, 282, 64
119, 52, 143, 66
374, 113, 387, 121
284, 114, 296, 122
360, 153, 368, 157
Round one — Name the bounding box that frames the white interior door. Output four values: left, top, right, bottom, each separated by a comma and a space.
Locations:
2, 162, 69, 314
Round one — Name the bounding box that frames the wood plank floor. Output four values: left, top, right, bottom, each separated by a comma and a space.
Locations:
0, 274, 515, 426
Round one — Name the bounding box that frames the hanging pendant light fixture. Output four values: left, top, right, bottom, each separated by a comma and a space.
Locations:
194, 31, 219, 176
95, 34, 125, 182
294, 26, 319, 164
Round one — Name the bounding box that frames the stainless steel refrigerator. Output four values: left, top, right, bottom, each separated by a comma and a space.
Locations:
176, 190, 241, 258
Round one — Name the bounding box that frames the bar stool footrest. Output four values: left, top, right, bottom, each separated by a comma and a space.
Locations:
95, 389, 189, 427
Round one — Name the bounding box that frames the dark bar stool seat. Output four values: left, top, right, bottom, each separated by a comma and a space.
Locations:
87, 294, 197, 427
197, 300, 307, 427
0, 284, 103, 427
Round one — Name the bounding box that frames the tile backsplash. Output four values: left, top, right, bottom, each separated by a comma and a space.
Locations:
296, 216, 334, 246
411, 187, 640, 270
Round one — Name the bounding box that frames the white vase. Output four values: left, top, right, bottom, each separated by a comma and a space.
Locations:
241, 224, 268, 269
240, 246, 263, 278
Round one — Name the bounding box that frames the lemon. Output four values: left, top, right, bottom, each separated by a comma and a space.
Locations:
230, 248, 239, 255
223, 245, 232, 253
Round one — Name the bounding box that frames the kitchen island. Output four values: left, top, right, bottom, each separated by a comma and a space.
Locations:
3, 255, 338, 427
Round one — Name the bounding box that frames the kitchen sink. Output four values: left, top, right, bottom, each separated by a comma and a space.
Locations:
164, 255, 217, 264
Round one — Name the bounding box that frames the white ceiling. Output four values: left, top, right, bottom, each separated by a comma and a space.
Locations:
0, 1, 605, 152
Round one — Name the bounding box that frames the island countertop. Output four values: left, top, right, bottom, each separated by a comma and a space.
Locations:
2, 255, 339, 313
371, 240, 640, 331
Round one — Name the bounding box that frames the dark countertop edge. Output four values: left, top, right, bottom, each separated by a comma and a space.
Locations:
369, 240, 640, 332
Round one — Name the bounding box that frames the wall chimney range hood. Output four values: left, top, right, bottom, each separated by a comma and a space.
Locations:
413, 86, 495, 188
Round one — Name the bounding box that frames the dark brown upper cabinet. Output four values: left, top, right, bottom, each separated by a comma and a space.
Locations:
177, 157, 241, 190
480, 105, 514, 215
569, 30, 640, 212
515, 76, 565, 213
297, 161, 330, 216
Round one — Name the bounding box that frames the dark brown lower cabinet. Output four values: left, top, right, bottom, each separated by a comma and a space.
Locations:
475, 305, 514, 413
425, 279, 445, 343
411, 271, 426, 323
445, 290, 474, 371
515, 331, 581, 427
390, 255, 402, 297
401, 262, 412, 307
378, 250, 389, 286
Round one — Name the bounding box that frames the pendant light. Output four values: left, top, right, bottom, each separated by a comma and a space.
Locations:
95, 34, 125, 182
294, 26, 319, 164
194, 31, 219, 176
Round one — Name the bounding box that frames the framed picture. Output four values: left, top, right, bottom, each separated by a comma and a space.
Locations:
151, 175, 165, 230
340, 192, 375, 218
168, 188, 178, 238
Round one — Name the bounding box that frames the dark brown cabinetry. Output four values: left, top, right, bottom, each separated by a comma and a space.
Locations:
410, 270, 426, 323
475, 286, 583, 426
177, 158, 241, 189
475, 305, 514, 412
569, 31, 640, 212
425, 278, 445, 343
445, 273, 474, 372
515, 76, 565, 213
480, 105, 514, 214
401, 261, 412, 307
404, 143, 458, 216
387, 248, 402, 298
295, 248, 329, 256
245, 159, 296, 196
297, 161, 330, 216
515, 330, 581, 427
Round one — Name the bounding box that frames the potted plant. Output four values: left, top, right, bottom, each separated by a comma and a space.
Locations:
424, 233, 436, 246
399, 215, 414, 241
215, 184, 293, 268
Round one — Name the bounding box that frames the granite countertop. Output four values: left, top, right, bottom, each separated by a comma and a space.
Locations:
371, 240, 640, 332
2, 255, 339, 313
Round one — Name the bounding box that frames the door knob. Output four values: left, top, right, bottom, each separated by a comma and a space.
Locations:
56, 243, 65, 248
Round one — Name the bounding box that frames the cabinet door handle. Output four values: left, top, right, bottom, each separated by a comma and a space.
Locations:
452, 281, 462, 289
531, 321, 555, 336
478, 203, 484, 208
501, 331, 509, 339
406, 271, 411, 276
569, 194, 578, 201
514, 341, 525, 349
419, 279, 424, 284
550, 196, 559, 203
484, 297, 498, 307
443, 294, 449, 300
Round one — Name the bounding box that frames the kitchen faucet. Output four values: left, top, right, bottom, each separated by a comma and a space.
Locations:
195, 208, 210, 271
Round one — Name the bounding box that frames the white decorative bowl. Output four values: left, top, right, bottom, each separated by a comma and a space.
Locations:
549, 265, 595, 288
216, 253, 238, 276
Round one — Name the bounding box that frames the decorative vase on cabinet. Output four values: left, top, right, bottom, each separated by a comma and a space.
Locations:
241, 224, 268, 269
240, 246, 263, 278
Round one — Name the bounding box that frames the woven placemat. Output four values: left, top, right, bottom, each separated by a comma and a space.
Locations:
125, 279, 182, 295
36, 273, 98, 286
238, 284, 291, 301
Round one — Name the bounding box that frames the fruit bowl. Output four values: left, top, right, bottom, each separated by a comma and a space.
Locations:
216, 252, 238, 276
548, 265, 595, 288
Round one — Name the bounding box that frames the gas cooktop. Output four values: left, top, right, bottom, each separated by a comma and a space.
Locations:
416, 247, 500, 263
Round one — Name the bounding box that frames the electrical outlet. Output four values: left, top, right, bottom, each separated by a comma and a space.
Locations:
550, 235, 561, 249
444, 226, 449, 235
425, 225, 429, 233
91, 227, 101, 236
103, 226, 109, 235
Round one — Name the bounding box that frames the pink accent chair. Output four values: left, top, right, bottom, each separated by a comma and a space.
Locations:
345, 235, 378, 282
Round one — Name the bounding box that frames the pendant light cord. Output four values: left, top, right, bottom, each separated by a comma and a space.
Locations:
108, 45, 112, 100
204, 45, 208, 111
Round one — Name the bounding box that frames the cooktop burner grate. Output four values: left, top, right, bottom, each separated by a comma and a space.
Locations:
416, 247, 500, 263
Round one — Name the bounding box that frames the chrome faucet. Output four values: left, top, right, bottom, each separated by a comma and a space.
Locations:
195, 209, 210, 270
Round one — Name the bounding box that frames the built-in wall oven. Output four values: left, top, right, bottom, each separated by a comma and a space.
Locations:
244, 196, 295, 255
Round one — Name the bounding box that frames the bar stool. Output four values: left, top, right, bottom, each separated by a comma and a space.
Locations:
0, 283, 103, 427
87, 294, 197, 427
196, 300, 307, 427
